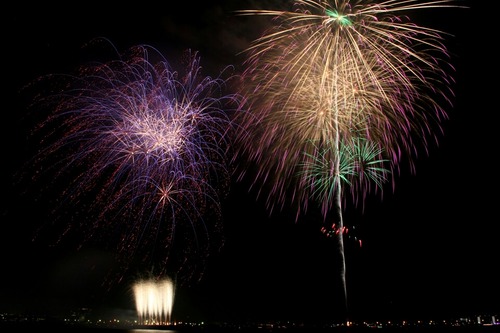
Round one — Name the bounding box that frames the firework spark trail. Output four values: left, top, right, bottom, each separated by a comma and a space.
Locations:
299, 137, 390, 310
234, 0, 461, 316
22, 41, 241, 286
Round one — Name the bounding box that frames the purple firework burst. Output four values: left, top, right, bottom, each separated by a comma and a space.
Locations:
22, 41, 241, 286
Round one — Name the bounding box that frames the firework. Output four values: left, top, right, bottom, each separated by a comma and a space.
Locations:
234, 0, 460, 219
234, 0, 461, 314
299, 137, 390, 217
133, 277, 175, 325
22, 41, 241, 285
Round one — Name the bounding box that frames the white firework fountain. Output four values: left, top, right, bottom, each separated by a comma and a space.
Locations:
133, 278, 175, 326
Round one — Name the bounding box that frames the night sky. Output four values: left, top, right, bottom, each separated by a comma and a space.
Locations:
1, 0, 498, 325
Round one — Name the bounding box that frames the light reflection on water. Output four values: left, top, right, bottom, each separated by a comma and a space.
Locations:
128, 330, 180, 333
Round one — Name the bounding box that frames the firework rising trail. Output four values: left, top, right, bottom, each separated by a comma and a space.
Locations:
234, 0, 462, 316
299, 136, 390, 310
21, 40, 241, 287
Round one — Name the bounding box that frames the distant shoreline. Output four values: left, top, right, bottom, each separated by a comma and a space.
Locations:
1, 320, 500, 333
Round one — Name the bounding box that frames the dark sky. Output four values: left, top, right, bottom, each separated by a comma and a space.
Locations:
1, 0, 498, 325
